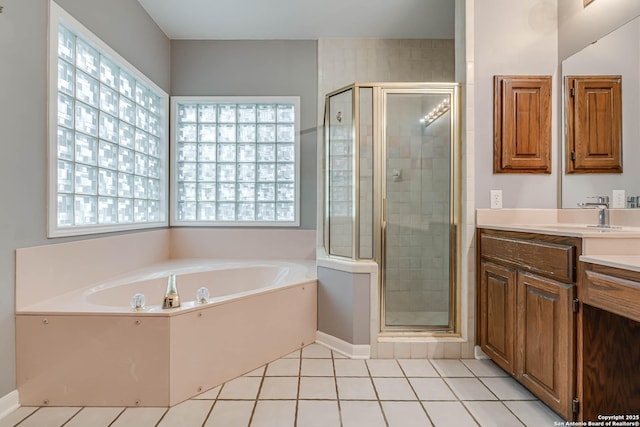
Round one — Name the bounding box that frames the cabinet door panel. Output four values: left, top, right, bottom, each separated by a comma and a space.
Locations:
565, 76, 622, 173
494, 76, 552, 173
517, 272, 575, 419
480, 261, 516, 375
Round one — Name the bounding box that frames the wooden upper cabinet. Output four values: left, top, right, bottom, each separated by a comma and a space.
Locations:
565, 76, 622, 174
494, 76, 552, 174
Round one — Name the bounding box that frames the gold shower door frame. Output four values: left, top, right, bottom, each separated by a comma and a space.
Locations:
324, 82, 462, 337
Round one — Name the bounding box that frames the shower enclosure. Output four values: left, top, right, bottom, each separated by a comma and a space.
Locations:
323, 83, 461, 334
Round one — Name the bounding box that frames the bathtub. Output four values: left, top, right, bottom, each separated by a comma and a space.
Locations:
16, 259, 317, 407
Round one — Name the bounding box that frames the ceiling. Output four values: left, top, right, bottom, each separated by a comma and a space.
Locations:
137, 0, 455, 40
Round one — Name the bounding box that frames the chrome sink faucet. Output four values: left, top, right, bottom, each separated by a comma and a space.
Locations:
577, 196, 610, 227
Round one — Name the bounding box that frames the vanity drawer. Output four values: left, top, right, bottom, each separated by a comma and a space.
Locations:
481, 234, 575, 282
583, 269, 640, 323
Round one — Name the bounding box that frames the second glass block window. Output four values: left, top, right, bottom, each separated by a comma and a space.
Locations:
173, 98, 299, 225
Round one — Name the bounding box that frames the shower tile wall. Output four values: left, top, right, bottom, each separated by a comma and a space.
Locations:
385, 97, 451, 321
318, 38, 455, 97
319, 38, 455, 257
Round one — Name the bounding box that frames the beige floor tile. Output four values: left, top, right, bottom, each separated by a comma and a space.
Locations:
111, 408, 168, 427
298, 377, 337, 399
157, 400, 213, 427
251, 401, 296, 427
296, 400, 340, 427
204, 401, 254, 427
410, 377, 458, 400
194, 385, 222, 400
259, 377, 299, 399
302, 343, 332, 358
218, 376, 262, 400
300, 359, 334, 376
430, 359, 474, 377
266, 358, 300, 376
336, 377, 377, 400
110, 407, 167, 427
373, 377, 417, 401
445, 378, 498, 401
16, 407, 80, 427
461, 359, 509, 377
480, 377, 536, 400
464, 401, 525, 426
0, 407, 37, 427
63, 407, 123, 427
283, 349, 301, 359
398, 359, 439, 377
332, 351, 348, 359
334, 359, 369, 377
244, 366, 266, 377
504, 400, 565, 426
422, 401, 478, 427
382, 401, 433, 427
366, 359, 404, 377
340, 401, 386, 427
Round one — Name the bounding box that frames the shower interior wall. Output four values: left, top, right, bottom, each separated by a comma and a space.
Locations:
385, 97, 451, 322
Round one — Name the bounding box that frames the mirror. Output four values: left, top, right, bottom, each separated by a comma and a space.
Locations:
561, 16, 640, 208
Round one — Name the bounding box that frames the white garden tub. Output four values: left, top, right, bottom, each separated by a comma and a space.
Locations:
16, 259, 317, 407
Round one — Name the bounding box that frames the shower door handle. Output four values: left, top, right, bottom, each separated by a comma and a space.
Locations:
381, 198, 387, 267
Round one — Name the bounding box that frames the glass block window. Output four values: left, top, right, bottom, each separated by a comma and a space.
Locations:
49, 4, 168, 237
172, 97, 300, 226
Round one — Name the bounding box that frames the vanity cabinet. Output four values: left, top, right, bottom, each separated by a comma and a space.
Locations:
516, 272, 574, 416
479, 261, 516, 374
478, 229, 579, 420
578, 263, 640, 420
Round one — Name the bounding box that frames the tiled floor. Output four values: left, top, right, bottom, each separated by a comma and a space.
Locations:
0, 343, 564, 427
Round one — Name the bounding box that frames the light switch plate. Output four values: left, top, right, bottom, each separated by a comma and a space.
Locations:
490, 190, 503, 209
612, 190, 626, 208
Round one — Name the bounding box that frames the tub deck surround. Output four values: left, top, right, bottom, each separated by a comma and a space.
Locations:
15, 229, 171, 311
16, 260, 317, 407
169, 228, 317, 260
17, 259, 316, 315
15, 228, 316, 311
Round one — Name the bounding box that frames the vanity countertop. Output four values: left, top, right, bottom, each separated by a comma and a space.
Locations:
477, 223, 640, 238
580, 255, 640, 273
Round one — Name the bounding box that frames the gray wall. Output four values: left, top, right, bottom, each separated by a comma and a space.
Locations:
473, 0, 558, 209
0, 0, 169, 397
317, 267, 370, 345
558, 0, 640, 61
170, 40, 318, 229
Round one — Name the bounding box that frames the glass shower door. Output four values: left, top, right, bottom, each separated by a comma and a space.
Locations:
382, 91, 454, 330
327, 89, 353, 258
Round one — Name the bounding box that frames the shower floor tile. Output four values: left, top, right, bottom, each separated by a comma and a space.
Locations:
2, 342, 566, 427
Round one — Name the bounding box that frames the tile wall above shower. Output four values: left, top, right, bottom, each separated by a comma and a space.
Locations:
317, 38, 455, 254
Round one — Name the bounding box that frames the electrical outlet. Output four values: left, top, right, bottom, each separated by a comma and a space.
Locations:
612, 190, 626, 209
490, 190, 502, 209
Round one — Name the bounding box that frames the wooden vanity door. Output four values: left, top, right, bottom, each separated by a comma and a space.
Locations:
479, 261, 517, 375
516, 272, 575, 419
565, 76, 622, 173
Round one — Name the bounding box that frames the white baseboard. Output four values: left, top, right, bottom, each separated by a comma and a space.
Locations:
0, 390, 19, 420
474, 345, 490, 359
316, 331, 370, 359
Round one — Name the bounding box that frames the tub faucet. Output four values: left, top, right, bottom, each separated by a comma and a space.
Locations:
162, 274, 180, 309
577, 196, 610, 227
